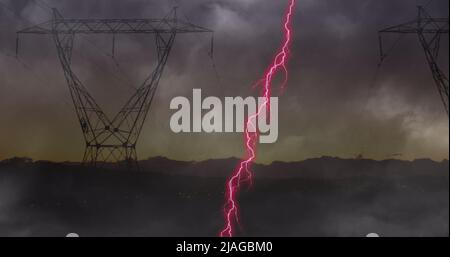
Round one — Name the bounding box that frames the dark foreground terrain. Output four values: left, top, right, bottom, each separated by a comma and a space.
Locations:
0, 157, 448, 237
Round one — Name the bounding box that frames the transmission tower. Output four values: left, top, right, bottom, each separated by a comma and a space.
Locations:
17, 8, 212, 167
378, 6, 449, 116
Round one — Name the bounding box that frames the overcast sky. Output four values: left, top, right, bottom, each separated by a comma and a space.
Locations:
0, 0, 448, 163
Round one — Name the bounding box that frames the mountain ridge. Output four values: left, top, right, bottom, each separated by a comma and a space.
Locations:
1, 156, 448, 179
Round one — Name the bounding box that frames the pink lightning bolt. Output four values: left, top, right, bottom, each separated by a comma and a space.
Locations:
220, 0, 296, 237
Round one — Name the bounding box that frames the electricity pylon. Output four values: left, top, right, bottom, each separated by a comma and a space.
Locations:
17, 8, 212, 167
379, 6, 449, 116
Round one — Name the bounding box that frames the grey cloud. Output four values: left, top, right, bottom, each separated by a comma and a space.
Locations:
0, 0, 448, 162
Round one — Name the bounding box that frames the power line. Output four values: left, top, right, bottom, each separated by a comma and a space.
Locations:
16, 7, 213, 166
1, 0, 137, 91
165, 0, 223, 87
31, 0, 52, 12
379, 5, 449, 116
0, 50, 73, 112
378, 33, 405, 65
76, 35, 137, 90
73, 47, 136, 92
0, 1, 73, 110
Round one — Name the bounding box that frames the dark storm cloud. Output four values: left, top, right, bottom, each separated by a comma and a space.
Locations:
0, 0, 448, 162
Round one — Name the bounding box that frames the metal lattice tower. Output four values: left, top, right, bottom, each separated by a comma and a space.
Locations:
17, 8, 212, 167
378, 6, 449, 116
